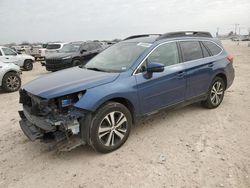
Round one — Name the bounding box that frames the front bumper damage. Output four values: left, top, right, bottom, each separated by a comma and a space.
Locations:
18, 90, 87, 151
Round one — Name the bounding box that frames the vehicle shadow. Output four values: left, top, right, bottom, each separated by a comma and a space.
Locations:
50, 102, 204, 159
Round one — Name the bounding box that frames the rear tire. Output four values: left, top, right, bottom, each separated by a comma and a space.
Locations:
89, 102, 132, 153
23, 60, 33, 71
202, 77, 225, 109
2, 72, 21, 92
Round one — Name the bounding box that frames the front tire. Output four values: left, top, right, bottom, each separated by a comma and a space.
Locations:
72, 59, 81, 67
23, 60, 33, 71
2, 72, 21, 92
202, 77, 225, 109
89, 102, 132, 153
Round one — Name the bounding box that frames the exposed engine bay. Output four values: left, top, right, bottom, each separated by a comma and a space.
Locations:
18, 89, 87, 151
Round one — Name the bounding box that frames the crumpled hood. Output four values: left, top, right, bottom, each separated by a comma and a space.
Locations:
23, 67, 119, 99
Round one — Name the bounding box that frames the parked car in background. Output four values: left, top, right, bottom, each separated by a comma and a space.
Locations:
0, 61, 21, 92
44, 41, 104, 71
40, 43, 66, 65
19, 31, 234, 153
36, 43, 48, 62
29, 45, 43, 61
0, 46, 35, 70
45, 42, 66, 55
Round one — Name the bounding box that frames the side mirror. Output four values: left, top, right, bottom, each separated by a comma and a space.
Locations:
146, 63, 164, 73
144, 62, 164, 79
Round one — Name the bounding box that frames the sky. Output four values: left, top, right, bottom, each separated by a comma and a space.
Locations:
0, 0, 249, 44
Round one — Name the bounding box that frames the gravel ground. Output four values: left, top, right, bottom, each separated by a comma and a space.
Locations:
0, 40, 249, 188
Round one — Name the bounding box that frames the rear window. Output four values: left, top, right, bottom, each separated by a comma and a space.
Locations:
202, 41, 222, 56
46, 44, 61, 50
200, 42, 210, 57
180, 41, 203, 62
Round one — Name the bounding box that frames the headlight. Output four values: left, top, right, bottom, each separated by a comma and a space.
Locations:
61, 99, 72, 107
62, 56, 72, 60
57, 91, 86, 112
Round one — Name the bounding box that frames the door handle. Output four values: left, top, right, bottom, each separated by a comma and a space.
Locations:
177, 71, 185, 78
5, 57, 9, 59
208, 62, 214, 67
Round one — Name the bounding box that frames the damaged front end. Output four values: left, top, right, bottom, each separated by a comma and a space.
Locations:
18, 89, 87, 151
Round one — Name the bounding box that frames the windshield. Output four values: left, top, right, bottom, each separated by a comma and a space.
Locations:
84, 42, 151, 72
60, 44, 80, 53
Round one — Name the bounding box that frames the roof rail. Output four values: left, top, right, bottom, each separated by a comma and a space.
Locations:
124, 34, 161, 40
156, 31, 212, 41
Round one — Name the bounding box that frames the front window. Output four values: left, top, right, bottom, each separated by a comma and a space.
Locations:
136, 42, 179, 73
2, 48, 17, 56
85, 42, 150, 72
60, 44, 80, 53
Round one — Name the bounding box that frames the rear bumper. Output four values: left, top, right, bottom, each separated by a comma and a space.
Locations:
226, 66, 235, 89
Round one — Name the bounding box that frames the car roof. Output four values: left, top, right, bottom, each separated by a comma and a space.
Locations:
122, 31, 217, 44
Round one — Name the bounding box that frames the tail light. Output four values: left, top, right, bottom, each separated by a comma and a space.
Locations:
227, 55, 234, 63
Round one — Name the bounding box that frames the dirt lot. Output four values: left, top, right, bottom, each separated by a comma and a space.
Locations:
0, 41, 249, 188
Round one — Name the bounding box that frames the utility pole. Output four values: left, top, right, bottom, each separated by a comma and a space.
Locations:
216, 27, 219, 37
234, 24, 239, 35
237, 27, 244, 45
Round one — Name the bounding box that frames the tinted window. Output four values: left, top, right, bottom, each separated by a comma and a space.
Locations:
147, 42, 179, 67
203, 41, 222, 56
0, 50, 2, 56
200, 42, 210, 57
81, 44, 89, 51
46, 44, 61, 49
180, 41, 203, 61
87, 43, 100, 50
2, 48, 17, 56
95, 43, 102, 49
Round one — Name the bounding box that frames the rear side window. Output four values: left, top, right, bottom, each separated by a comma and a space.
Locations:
202, 41, 222, 56
46, 44, 61, 49
200, 42, 210, 57
0, 50, 2, 56
180, 41, 203, 62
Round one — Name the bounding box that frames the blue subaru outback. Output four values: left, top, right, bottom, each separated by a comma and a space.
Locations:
19, 31, 234, 153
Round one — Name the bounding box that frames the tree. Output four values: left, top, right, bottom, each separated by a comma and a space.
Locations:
21, 41, 30, 45
228, 31, 234, 36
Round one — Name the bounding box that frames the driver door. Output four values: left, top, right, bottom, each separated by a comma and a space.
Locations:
135, 42, 186, 115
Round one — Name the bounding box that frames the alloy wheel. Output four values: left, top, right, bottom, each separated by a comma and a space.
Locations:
98, 111, 128, 147
210, 81, 224, 106
6, 75, 20, 91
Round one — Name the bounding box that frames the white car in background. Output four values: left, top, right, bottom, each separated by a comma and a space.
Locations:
0, 61, 21, 92
39, 43, 66, 65
0, 46, 35, 71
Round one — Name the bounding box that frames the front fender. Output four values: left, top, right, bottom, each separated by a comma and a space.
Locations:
74, 75, 140, 115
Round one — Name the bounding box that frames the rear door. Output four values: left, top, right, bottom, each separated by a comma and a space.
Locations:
179, 40, 213, 99
135, 42, 186, 114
